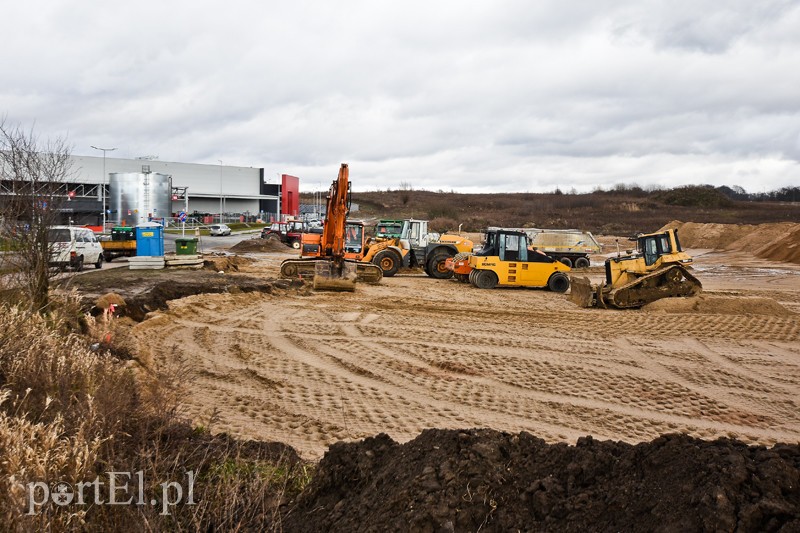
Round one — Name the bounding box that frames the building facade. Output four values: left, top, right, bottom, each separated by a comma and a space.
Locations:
53, 155, 298, 226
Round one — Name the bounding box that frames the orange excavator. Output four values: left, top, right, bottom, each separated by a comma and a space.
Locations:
279, 164, 382, 291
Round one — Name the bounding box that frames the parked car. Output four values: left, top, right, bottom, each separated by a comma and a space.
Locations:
209, 224, 231, 236
47, 226, 104, 271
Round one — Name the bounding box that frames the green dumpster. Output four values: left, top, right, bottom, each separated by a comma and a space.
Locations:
175, 238, 198, 255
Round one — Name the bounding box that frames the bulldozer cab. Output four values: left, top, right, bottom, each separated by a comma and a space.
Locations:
636, 230, 682, 266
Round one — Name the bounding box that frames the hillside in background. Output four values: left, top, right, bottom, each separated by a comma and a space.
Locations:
301, 185, 800, 236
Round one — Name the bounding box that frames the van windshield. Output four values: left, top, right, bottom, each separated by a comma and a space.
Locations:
47, 229, 71, 243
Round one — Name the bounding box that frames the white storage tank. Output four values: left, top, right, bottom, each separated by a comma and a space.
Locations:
109, 172, 172, 227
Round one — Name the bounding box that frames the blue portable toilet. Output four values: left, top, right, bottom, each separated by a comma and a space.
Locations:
136, 222, 164, 257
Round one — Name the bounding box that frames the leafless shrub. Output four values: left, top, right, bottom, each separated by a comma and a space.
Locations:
0, 120, 74, 314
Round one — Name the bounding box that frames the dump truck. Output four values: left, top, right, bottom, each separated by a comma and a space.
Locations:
100, 226, 137, 262
374, 219, 405, 239
492, 228, 601, 268
569, 228, 701, 309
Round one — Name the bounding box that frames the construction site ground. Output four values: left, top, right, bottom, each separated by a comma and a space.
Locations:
60, 224, 800, 529
113, 238, 800, 461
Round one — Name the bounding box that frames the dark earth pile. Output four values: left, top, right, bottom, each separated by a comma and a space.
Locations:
283, 429, 800, 532
228, 236, 290, 253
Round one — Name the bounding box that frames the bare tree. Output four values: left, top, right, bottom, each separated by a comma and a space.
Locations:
398, 181, 413, 206
0, 120, 73, 313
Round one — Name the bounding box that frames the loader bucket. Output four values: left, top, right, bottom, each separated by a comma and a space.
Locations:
313, 260, 357, 292
568, 276, 596, 308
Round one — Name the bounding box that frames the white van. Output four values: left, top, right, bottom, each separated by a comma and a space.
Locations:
48, 226, 104, 271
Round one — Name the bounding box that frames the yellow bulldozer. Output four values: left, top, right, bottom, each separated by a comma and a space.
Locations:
569, 228, 701, 309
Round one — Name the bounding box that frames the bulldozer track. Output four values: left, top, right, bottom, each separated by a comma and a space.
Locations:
602, 264, 703, 308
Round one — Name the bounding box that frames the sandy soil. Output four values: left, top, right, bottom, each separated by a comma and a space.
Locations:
134, 247, 800, 460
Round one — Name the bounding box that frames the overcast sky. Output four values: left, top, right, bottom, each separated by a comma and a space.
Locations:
3, 1, 799, 193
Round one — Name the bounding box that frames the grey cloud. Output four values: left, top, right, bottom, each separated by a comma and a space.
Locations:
1, 0, 798, 193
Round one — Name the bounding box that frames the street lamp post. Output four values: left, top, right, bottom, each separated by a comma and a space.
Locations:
91, 145, 116, 231
218, 160, 223, 224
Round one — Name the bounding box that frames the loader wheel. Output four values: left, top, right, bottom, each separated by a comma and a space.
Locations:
548, 272, 570, 293
559, 257, 573, 268
473, 270, 498, 289
427, 251, 454, 279
373, 250, 401, 277
574, 257, 590, 269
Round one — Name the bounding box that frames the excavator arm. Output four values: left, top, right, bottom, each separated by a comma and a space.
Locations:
320, 163, 351, 263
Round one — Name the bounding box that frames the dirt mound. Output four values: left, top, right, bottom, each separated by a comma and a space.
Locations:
284, 429, 800, 532
755, 227, 800, 264
203, 254, 255, 272
643, 295, 793, 316
228, 236, 290, 253
660, 221, 756, 249
662, 221, 800, 264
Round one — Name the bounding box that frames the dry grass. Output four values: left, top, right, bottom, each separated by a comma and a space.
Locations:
0, 296, 311, 531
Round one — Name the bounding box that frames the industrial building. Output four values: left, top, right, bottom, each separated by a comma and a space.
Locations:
49, 155, 300, 226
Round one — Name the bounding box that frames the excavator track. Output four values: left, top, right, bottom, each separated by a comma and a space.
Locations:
602, 264, 702, 309
280, 258, 383, 284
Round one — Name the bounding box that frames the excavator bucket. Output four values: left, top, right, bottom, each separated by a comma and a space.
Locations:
313, 260, 357, 292
568, 276, 597, 308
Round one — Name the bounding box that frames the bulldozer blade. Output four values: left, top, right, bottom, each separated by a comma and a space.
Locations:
568, 276, 596, 308
313, 260, 357, 292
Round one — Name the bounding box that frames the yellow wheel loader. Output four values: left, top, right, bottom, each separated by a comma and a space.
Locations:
569, 228, 701, 309
361, 219, 473, 278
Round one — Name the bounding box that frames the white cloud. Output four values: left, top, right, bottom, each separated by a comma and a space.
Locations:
1, 0, 798, 193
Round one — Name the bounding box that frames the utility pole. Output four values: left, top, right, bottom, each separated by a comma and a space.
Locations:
91, 145, 116, 231
218, 160, 223, 224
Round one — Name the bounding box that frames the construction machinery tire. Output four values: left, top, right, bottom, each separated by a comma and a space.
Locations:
427, 251, 454, 279
472, 269, 498, 289
548, 272, 570, 293
373, 249, 401, 277
559, 257, 573, 268
574, 257, 590, 269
